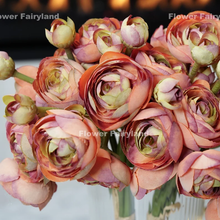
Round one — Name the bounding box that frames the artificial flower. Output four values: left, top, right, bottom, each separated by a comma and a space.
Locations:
3, 94, 37, 125
73, 17, 120, 63
120, 102, 183, 170
174, 83, 220, 150
177, 150, 220, 199
79, 51, 153, 131
33, 56, 84, 108
0, 51, 15, 80
78, 148, 131, 191
45, 17, 76, 49
0, 158, 57, 210
32, 109, 101, 182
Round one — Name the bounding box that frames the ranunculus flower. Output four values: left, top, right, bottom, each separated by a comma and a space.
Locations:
133, 47, 188, 76
154, 78, 183, 110
177, 150, 220, 199
79, 51, 153, 131
131, 163, 177, 200
120, 102, 183, 170
73, 17, 121, 63
32, 109, 101, 182
205, 198, 220, 220
166, 11, 220, 64
174, 84, 220, 150
15, 66, 38, 101
0, 51, 15, 80
150, 25, 168, 49
93, 29, 123, 54
45, 17, 76, 48
193, 66, 215, 84
3, 94, 37, 125
6, 122, 43, 183
0, 158, 57, 210
33, 57, 84, 108
121, 15, 149, 48
78, 149, 131, 191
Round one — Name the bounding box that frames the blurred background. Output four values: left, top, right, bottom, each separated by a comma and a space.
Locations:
0, 0, 219, 60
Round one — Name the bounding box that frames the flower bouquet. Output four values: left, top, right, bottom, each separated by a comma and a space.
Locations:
1, 10, 220, 220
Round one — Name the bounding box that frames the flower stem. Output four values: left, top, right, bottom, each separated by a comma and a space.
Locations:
211, 79, 220, 94
13, 70, 35, 84
65, 48, 75, 61
112, 188, 135, 220
101, 131, 110, 150
188, 62, 201, 82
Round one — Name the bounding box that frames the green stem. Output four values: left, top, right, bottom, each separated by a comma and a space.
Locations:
65, 48, 75, 61
101, 131, 110, 150
211, 79, 220, 94
125, 47, 133, 56
188, 62, 201, 82
109, 131, 118, 153
13, 70, 35, 84
118, 187, 135, 218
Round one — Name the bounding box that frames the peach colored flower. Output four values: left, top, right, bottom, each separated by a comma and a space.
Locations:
45, 17, 76, 49
120, 102, 183, 170
150, 25, 168, 49
79, 51, 153, 131
121, 15, 149, 48
174, 83, 220, 150
33, 57, 84, 108
177, 150, 220, 199
4, 94, 37, 125
205, 198, 220, 220
0, 158, 57, 210
78, 149, 131, 191
0, 51, 15, 80
32, 109, 101, 182
166, 11, 220, 64
131, 163, 177, 199
73, 17, 120, 63
6, 121, 43, 183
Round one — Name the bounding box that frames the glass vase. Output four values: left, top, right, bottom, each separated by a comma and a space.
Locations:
136, 191, 205, 220
88, 185, 205, 220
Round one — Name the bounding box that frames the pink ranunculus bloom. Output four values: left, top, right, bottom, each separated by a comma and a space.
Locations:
150, 25, 168, 49
120, 102, 183, 170
79, 51, 153, 131
33, 56, 84, 108
45, 17, 76, 49
0, 158, 57, 210
131, 163, 177, 200
166, 11, 220, 64
177, 150, 220, 199
205, 198, 220, 220
73, 17, 121, 63
0, 51, 15, 80
121, 15, 149, 48
32, 109, 101, 182
6, 121, 43, 183
174, 83, 220, 151
4, 94, 37, 125
15, 66, 38, 101
133, 47, 188, 76
78, 149, 131, 191
93, 29, 123, 54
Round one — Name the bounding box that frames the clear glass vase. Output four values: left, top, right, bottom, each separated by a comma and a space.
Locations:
136, 191, 205, 220
88, 185, 205, 220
